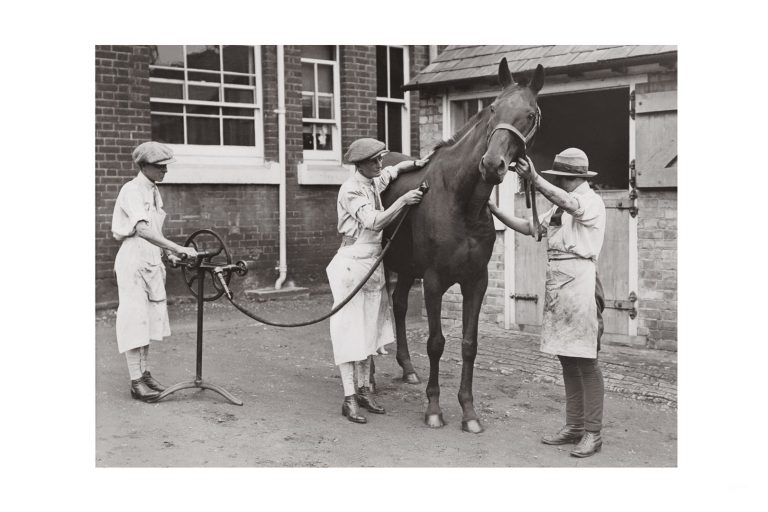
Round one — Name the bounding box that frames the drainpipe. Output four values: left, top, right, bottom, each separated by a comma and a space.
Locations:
274, 45, 288, 290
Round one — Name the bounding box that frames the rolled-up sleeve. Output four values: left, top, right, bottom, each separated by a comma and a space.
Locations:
112, 186, 149, 240
374, 165, 398, 194
340, 188, 379, 230
570, 194, 602, 227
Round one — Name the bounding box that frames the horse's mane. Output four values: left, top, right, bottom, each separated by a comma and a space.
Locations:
431, 105, 490, 153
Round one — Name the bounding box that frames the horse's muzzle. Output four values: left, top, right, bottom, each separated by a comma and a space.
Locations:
479, 156, 507, 185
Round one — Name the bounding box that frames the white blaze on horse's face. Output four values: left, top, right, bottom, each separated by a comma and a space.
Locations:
479, 60, 544, 185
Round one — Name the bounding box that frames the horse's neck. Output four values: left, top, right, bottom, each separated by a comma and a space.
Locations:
436, 116, 494, 217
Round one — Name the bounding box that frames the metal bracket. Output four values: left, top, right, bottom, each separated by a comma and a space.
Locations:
510, 293, 538, 303
629, 90, 636, 120
606, 291, 638, 319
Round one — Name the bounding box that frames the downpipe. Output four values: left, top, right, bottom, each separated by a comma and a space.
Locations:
275, 45, 288, 290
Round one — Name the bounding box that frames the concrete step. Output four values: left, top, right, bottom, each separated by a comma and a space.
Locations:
244, 286, 310, 302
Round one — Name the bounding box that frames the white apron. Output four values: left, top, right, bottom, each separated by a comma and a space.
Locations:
114, 201, 170, 353
326, 228, 395, 365
540, 257, 598, 359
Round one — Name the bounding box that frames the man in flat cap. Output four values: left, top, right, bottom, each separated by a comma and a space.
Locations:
326, 138, 428, 424
111, 141, 198, 402
489, 148, 607, 458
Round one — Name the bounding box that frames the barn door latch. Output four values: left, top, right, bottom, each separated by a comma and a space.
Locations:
615, 160, 639, 217
606, 291, 638, 319
510, 293, 538, 303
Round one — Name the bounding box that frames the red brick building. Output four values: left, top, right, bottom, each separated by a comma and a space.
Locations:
405, 45, 678, 350
95, 45, 435, 303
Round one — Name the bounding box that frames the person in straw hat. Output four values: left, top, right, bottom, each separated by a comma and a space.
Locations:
326, 138, 428, 424
489, 148, 607, 458
111, 141, 198, 402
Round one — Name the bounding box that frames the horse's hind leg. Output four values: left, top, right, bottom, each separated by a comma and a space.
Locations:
423, 269, 448, 428
458, 272, 488, 434
392, 272, 420, 384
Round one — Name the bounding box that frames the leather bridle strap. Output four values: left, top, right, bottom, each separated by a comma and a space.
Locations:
487, 106, 545, 241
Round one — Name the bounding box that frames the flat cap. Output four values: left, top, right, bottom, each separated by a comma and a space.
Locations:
132, 141, 176, 166
343, 138, 388, 164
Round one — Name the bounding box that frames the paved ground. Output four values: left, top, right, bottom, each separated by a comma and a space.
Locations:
95, 294, 677, 467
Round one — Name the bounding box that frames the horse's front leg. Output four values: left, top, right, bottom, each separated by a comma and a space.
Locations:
423, 269, 448, 428
458, 271, 489, 434
392, 272, 420, 384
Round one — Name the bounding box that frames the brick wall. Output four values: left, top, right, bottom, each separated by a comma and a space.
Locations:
418, 94, 443, 156
636, 190, 677, 349
409, 46, 431, 157
95, 45, 154, 303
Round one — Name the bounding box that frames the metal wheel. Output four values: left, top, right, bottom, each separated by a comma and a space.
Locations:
180, 229, 233, 302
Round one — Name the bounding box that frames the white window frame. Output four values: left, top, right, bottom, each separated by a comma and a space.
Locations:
149, 45, 277, 184
301, 46, 342, 163
376, 45, 411, 155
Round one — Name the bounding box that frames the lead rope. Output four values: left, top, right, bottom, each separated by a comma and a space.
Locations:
224, 203, 413, 328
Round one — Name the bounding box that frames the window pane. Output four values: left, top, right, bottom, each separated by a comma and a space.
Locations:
467, 100, 479, 118
188, 71, 220, 83
302, 124, 315, 150
317, 96, 333, 119
387, 103, 402, 153
150, 102, 183, 113
186, 45, 220, 71
187, 117, 220, 145
302, 62, 315, 92
188, 85, 220, 102
315, 124, 333, 150
150, 81, 183, 99
224, 74, 254, 86
223, 118, 255, 146
377, 102, 386, 142
302, 95, 314, 118
151, 115, 184, 144
389, 47, 404, 99
300, 45, 335, 60
150, 68, 184, 80
150, 45, 184, 67
186, 105, 219, 115
481, 97, 494, 108
224, 88, 254, 104
376, 46, 388, 97
316, 64, 333, 93
222, 107, 255, 117
222, 45, 253, 74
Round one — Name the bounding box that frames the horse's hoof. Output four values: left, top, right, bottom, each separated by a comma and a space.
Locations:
425, 413, 445, 428
403, 372, 421, 385
461, 419, 484, 434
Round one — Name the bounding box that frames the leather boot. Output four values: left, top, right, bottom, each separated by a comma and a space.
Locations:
570, 431, 602, 457
541, 424, 584, 445
141, 371, 166, 392
341, 395, 367, 424
357, 386, 385, 414
131, 379, 160, 402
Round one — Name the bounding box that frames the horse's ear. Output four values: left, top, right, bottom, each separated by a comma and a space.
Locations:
498, 57, 513, 88
530, 64, 545, 94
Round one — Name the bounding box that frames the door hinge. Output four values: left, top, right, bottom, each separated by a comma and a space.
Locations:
629, 90, 636, 120
510, 293, 538, 303
606, 291, 638, 319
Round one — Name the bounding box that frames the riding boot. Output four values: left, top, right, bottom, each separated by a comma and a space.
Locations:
141, 371, 166, 392
357, 386, 385, 414
541, 424, 584, 445
130, 379, 160, 402
570, 431, 602, 457
341, 395, 367, 424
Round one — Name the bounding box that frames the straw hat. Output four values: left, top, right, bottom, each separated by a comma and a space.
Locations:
541, 148, 597, 178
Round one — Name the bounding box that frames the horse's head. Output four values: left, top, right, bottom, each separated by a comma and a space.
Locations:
479, 59, 544, 185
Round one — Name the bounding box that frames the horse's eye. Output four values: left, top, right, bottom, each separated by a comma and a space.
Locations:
527, 112, 535, 120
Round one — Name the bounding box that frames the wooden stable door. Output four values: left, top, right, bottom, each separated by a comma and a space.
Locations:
512, 189, 635, 340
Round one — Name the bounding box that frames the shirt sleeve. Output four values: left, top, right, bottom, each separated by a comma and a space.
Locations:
339, 186, 379, 231
569, 193, 603, 227
539, 205, 557, 229
114, 186, 149, 238
374, 165, 399, 193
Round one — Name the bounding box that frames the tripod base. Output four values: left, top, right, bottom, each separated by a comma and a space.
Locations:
150, 379, 243, 406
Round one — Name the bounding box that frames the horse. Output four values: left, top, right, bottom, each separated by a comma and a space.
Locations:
380, 58, 544, 433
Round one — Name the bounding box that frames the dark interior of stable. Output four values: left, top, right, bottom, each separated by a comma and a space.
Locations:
530, 87, 630, 191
